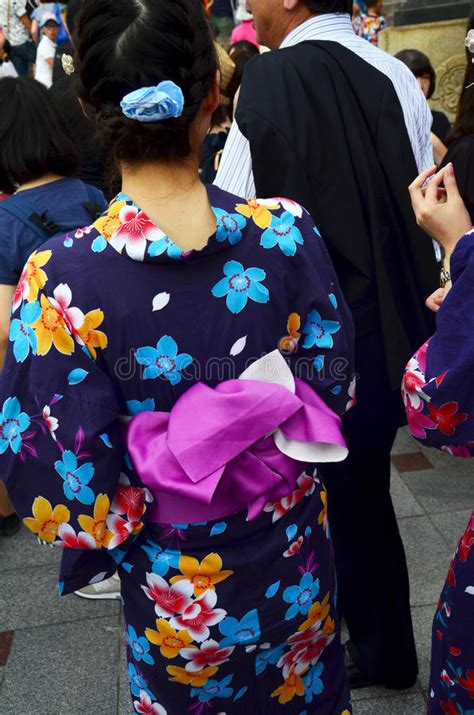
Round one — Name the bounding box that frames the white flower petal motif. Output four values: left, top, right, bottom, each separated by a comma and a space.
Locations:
230, 335, 247, 357
89, 572, 109, 584
465, 586, 474, 595
152, 292, 171, 312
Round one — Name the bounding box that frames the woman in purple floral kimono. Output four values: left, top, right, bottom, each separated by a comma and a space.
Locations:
0, 1, 356, 712
407, 162, 474, 715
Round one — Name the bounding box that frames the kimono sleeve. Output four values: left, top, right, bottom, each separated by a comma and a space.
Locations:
280, 208, 356, 417
0, 260, 150, 552
402, 232, 474, 456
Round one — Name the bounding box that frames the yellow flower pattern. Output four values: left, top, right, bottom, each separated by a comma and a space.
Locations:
170, 552, 234, 597
23, 496, 70, 543
146, 619, 193, 659
78, 494, 113, 548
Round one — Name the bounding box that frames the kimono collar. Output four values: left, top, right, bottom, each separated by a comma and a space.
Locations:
91, 183, 238, 265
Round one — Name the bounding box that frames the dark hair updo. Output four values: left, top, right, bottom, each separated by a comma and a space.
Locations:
75, 0, 218, 164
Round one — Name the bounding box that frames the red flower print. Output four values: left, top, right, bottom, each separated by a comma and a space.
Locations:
111, 480, 146, 522
181, 639, 235, 672
142, 572, 194, 618
57, 523, 96, 549
284, 536, 303, 558
405, 396, 437, 440
458, 670, 474, 699
170, 590, 226, 643
279, 619, 335, 677
441, 701, 462, 715
264, 473, 315, 522
449, 647, 462, 657
427, 402, 468, 437
133, 690, 166, 715
110, 205, 163, 261
459, 520, 474, 563
106, 513, 136, 549
441, 670, 455, 686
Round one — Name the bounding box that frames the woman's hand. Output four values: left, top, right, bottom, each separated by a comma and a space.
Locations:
409, 163, 472, 257
425, 287, 446, 313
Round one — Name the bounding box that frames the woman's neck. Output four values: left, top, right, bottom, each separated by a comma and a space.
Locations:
121, 159, 217, 253
16, 173, 65, 193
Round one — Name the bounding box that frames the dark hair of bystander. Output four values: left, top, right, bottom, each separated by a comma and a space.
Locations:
0, 77, 79, 194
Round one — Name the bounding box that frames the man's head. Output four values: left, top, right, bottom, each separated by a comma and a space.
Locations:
248, 0, 352, 49
39, 14, 60, 42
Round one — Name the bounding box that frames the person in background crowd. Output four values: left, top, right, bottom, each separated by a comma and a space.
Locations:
0, 27, 17, 76
0, 0, 357, 710
31, 1, 68, 45
227, 39, 260, 100
438, 12, 474, 223
200, 103, 232, 183
0, 0, 35, 76
407, 162, 473, 715
356, 0, 386, 47
50, 0, 110, 198
216, 0, 439, 691
0, 76, 106, 536
230, 4, 258, 48
395, 48, 451, 165
210, 0, 235, 49
34, 12, 59, 87
352, 2, 362, 33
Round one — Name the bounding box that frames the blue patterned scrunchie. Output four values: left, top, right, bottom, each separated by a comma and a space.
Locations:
120, 81, 185, 123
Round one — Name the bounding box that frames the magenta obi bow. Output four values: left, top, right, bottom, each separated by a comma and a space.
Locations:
126, 351, 348, 524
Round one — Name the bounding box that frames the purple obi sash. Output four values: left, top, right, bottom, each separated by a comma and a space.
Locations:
126, 352, 348, 524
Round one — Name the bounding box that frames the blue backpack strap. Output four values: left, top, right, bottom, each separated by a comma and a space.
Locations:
1, 194, 58, 243
83, 184, 107, 221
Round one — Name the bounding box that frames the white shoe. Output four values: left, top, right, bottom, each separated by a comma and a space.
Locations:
74, 573, 121, 600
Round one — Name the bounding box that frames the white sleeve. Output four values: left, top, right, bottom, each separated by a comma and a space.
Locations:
14, 1, 27, 18
214, 120, 256, 198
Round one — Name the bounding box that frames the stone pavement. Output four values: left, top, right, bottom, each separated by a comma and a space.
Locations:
0, 427, 471, 714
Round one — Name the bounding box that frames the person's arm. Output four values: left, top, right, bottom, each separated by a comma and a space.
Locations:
0, 284, 15, 369
31, 19, 39, 44
405, 164, 474, 454
0, 252, 151, 558
431, 132, 447, 166
20, 13, 32, 36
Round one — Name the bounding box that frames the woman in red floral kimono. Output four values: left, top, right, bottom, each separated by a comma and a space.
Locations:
407, 162, 474, 715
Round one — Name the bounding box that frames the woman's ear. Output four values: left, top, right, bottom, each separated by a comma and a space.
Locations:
204, 70, 221, 115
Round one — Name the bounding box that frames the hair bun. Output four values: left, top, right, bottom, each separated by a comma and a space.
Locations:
76, 0, 217, 163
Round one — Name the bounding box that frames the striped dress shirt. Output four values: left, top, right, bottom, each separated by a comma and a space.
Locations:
215, 13, 434, 197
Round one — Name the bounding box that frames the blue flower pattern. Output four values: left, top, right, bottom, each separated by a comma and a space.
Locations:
213, 208, 247, 245
135, 335, 193, 384
261, 211, 304, 256
127, 625, 155, 665
302, 309, 341, 350
54, 450, 95, 505
212, 260, 270, 314
9, 301, 41, 363
148, 235, 183, 260
191, 674, 234, 702
283, 571, 320, 621
0, 397, 30, 455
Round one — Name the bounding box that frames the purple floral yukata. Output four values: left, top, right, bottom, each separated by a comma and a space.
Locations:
0, 184, 355, 713
403, 231, 474, 715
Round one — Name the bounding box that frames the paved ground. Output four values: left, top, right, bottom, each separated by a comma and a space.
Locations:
0, 427, 471, 714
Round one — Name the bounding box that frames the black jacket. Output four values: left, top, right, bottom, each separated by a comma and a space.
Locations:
237, 40, 438, 390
